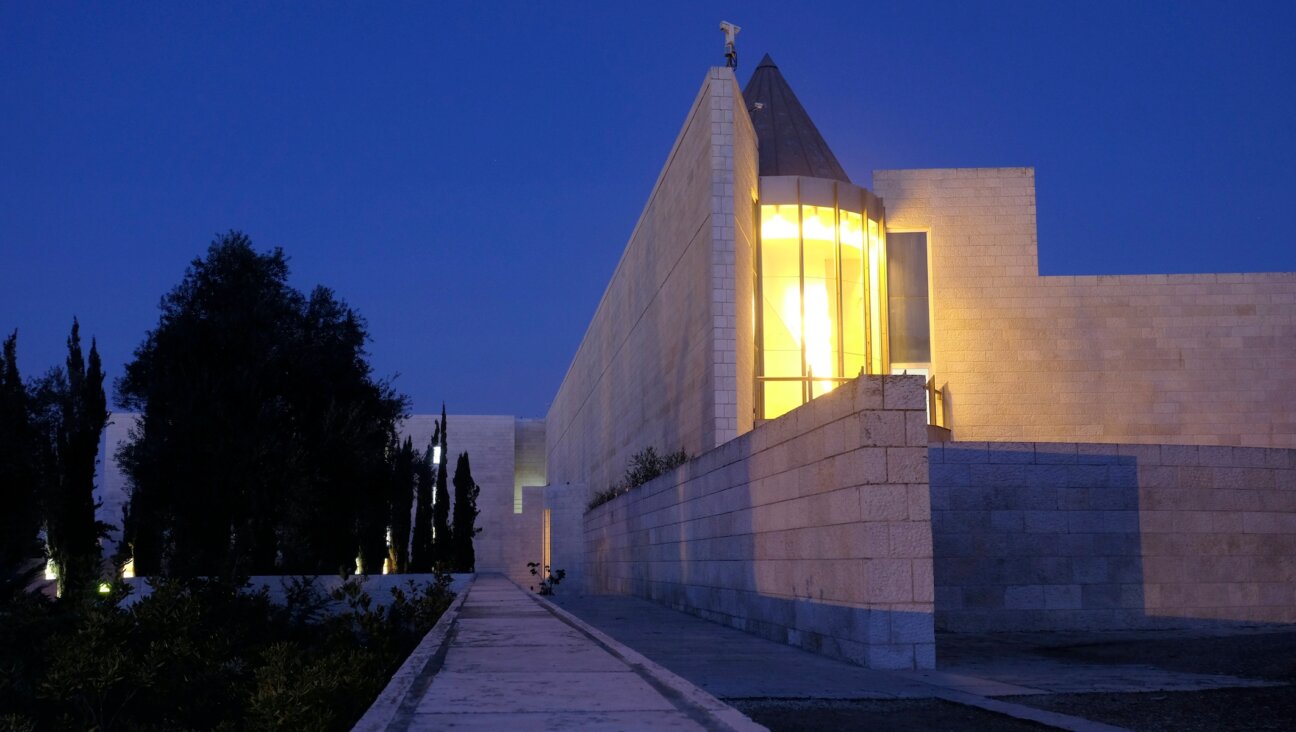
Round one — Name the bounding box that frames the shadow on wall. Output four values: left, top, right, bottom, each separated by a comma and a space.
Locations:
583, 376, 937, 670
931, 442, 1296, 633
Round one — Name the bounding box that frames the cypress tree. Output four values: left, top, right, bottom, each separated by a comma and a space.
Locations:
388, 436, 415, 573
0, 331, 42, 600
451, 451, 480, 573
409, 429, 435, 572
431, 406, 452, 566
34, 320, 109, 601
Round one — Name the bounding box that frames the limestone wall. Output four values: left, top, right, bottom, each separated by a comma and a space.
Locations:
584, 376, 935, 670
932, 440, 1296, 632
545, 67, 759, 498
875, 167, 1296, 448
399, 415, 518, 574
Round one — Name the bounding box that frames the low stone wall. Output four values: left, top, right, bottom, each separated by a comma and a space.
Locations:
584, 376, 935, 669
932, 441, 1296, 632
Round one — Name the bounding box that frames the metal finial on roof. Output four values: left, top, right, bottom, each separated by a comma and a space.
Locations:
720, 21, 741, 69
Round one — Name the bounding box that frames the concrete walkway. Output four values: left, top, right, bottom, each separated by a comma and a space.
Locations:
381, 575, 762, 731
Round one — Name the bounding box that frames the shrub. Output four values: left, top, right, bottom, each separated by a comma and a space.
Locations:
6, 573, 454, 731
587, 446, 689, 512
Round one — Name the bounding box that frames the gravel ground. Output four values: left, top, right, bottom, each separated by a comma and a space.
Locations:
729, 699, 1052, 732
1009, 686, 1296, 732
1033, 628, 1296, 682
1007, 628, 1296, 731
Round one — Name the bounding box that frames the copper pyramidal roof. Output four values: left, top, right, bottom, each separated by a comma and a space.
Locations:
742, 54, 851, 183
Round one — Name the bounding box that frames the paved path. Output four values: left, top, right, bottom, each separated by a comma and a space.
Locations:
388, 575, 762, 731
362, 580, 1274, 731
551, 594, 1279, 731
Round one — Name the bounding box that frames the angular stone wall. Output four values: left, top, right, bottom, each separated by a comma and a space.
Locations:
584, 376, 935, 670
932, 440, 1296, 632
875, 167, 1296, 449
545, 67, 759, 498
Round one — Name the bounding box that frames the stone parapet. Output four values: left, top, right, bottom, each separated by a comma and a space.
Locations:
584, 375, 935, 670
932, 439, 1296, 632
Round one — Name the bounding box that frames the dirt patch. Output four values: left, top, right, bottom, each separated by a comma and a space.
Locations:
729, 698, 1052, 732
1009, 686, 1296, 732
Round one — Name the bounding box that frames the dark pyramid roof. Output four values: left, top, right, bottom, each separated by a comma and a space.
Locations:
742, 54, 851, 183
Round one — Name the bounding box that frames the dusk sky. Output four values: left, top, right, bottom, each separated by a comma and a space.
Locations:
3, 2, 1294, 417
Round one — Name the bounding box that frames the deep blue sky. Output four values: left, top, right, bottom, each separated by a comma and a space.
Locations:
3, 2, 1294, 417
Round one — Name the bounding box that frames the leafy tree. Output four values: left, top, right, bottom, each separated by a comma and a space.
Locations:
115, 232, 406, 577
431, 407, 452, 566
408, 431, 435, 572
0, 331, 42, 601
450, 451, 481, 572
30, 320, 110, 601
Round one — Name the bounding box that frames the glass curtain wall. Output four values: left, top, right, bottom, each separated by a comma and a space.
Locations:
757, 177, 888, 420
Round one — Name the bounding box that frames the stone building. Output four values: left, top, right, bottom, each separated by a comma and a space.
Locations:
98, 55, 1296, 671
532, 57, 1296, 669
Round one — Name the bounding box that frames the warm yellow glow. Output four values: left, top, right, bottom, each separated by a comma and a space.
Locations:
121, 557, 135, 579
867, 218, 886, 374
760, 204, 799, 240
44, 559, 57, 581
800, 205, 835, 242
355, 556, 363, 576
839, 211, 864, 249
803, 283, 836, 396
840, 210, 866, 377
542, 508, 552, 573
98, 582, 112, 594
802, 205, 838, 396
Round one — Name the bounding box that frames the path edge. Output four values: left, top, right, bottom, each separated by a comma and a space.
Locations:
520, 580, 768, 732
352, 574, 475, 732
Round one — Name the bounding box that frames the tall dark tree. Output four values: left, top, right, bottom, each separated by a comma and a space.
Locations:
431, 407, 452, 566
451, 451, 481, 573
116, 232, 406, 577
409, 429, 436, 572
0, 331, 42, 600
387, 436, 416, 573
32, 321, 110, 600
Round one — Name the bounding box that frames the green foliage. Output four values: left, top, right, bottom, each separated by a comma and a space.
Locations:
4, 574, 454, 731
0, 331, 42, 604
450, 451, 481, 572
408, 433, 436, 572
29, 320, 111, 602
586, 446, 690, 511
115, 232, 407, 577
387, 437, 416, 574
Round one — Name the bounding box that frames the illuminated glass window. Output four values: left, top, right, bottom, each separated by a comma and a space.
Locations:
756, 178, 888, 420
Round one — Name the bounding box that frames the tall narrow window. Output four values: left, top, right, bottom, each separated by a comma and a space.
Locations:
886, 232, 930, 368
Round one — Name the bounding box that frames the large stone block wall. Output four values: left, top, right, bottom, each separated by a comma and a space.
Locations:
545, 67, 758, 497
932, 440, 1296, 632
584, 376, 936, 670
874, 167, 1296, 448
